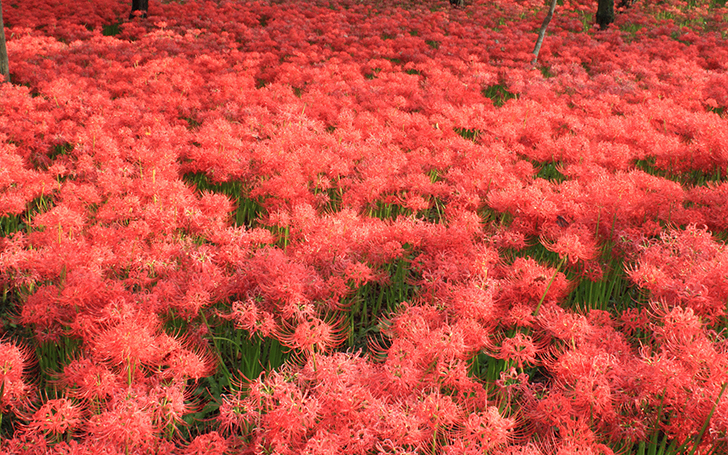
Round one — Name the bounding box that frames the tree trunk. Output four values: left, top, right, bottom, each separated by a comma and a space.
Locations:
532, 0, 558, 65
449, 0, 465, 6
0, 0, 9, 83
130, 0, 149, 19
596, 0, 615, 29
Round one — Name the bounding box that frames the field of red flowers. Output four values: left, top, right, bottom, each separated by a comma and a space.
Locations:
1, 0, 727, 453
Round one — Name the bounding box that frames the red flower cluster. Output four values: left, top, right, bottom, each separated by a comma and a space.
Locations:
1, 0, 727, 453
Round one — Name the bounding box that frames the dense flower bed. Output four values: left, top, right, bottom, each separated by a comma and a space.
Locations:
1, 0, 727, 453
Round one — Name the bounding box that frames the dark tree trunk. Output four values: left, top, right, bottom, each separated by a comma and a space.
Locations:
130, 0, 149, 19
596, 0, 615, 29
449, 0, 464, 6
0, 0, 8, 83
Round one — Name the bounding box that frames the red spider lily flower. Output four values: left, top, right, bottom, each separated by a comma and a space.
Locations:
163, 342, 216, 382
545, 342, 624, 427
277, 315, 346, 364
495, 332, 543, 370
344, 261, 374, 287
217, 391, 260, 436
224, 298, 278, 339
618, 307, 649, 337
84, 388, 160, 453
414, 390, 460, 431
552, 417, 615, 455
532, 390, 574, 436
89, 316, 168, 383
31, 205, 86, 244
628, 225, 728, 325
147, 379, 192, 434
448, 281, 499, 325
500, 257, 572, 310
0, 432, 48, 455
25, 397, 83, 440
0, 339, 33, 415
60, 357, 122, 404
182, 431, 230, 455
537, 305, 590, 343
505, 303, 537, 329
247, 367, 321, 448
540, 227, 598, 267
459, 406, 516, 452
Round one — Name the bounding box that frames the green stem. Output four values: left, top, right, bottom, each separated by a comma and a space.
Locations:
201, 312, 233, 382
533, 256, 566, 317
432, 423, 438, 455
688, 382, 728, 455
127, 359, 135, 387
